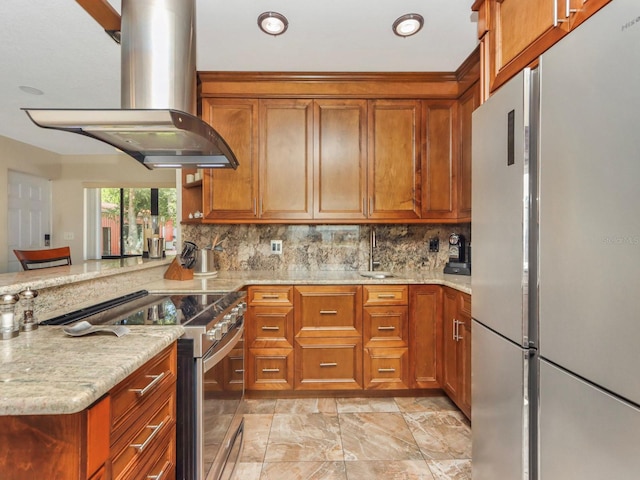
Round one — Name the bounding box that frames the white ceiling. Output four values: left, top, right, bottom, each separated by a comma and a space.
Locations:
0, 0, 478, 156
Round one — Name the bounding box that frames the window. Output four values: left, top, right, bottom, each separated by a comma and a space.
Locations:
98, 188, 177, 258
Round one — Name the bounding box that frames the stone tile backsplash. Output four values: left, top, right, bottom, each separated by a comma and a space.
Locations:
182, 224, 471, 272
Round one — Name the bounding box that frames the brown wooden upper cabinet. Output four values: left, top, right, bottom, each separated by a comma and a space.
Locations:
314, 99, 368, 220
194, 68, 480, 224
259, 99, 314, 220
201, 98, 259, 221
473, 0, 611, 95
368, 100, 422, 220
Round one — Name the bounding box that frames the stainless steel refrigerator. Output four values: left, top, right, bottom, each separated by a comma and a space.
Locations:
471, 1, 640, 478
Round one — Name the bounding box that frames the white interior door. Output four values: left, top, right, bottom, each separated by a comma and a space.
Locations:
7, 171, 52, 272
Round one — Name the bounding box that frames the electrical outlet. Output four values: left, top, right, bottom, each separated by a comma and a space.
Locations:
63, 232, 74, 240
270, 240, 283, 255
429, 237, 439, 252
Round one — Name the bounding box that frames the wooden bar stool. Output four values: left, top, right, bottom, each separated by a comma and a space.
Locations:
13, 246, 72, 270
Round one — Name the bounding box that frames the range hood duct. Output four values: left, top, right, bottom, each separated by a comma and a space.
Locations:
23, 0, 238, 170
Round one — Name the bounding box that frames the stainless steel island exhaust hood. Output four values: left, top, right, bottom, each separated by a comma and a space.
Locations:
24, 0, 238, 170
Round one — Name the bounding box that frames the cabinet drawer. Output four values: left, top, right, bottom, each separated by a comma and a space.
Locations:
126, 426, 176, 480
247, 348, 294, 390
110, 345, 177, 443
363, 306, 408, 347
247, 306, 294, 348
248, 286, 293, 306
111, 389, 176, 480
364, 347, 409, 390
363, 285, 408, 305
224, 351, 245, 391
294, 338, 363, 390
294, 285, 362, 337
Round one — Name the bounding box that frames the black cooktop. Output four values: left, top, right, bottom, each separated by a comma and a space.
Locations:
41, 290, 244, 328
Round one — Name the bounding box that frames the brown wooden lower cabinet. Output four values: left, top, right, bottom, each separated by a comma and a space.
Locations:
245, 283, 471, 419
408, 285, 442, 389
0, 343, 177, 480
442, 287, 472, 418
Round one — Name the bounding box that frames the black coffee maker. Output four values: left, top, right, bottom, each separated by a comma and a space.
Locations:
444, 233, 471, 275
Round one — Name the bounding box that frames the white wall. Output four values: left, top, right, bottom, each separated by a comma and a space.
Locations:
0, 135, 176, 271
0, 136, 61, 271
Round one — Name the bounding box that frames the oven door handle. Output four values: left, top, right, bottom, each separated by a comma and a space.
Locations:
202, 324, 244, 373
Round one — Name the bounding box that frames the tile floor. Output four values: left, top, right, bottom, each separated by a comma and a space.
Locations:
232, 395, 471, 480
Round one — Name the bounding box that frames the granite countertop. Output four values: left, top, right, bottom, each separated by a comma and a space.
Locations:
0, 256, 174, 296
0, 325, 184, 416
145, 270, 472, 295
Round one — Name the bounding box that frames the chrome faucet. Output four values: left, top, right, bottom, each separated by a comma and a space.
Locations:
369, 227, 381, 271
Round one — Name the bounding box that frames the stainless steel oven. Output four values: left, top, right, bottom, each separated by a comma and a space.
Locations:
192, 297, 245, 480
41, 290, 247, 480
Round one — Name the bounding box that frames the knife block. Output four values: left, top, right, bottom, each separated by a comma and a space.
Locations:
164, 258, 194, 281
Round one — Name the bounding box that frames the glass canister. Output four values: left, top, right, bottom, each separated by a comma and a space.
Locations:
19, 287, 38, 332
0, 293, 20, 339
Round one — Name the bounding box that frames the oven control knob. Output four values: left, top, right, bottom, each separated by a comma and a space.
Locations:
207, 325, 223, 341
238, 302, 247, 314
221, 314, 232, 333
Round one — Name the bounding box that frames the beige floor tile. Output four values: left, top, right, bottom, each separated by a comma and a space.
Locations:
261, 461, 347, 480
242, 398, 278, 414
336, 397, 401, 413
393, 396, 459, 414
265, 413, 343, 462
426, 459, 471, 480
240, 414, 274, 463
231, 462, 263, 480
340, 412, 422, 461
275, 397, 338, 414
403, 412, 471, 461
345, 460, 436, 479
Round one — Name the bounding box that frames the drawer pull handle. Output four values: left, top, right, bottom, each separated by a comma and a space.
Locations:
377, 326, 396, 331
320, 362, 338, 367
319, 310, 338, 315
261, 326, 280, 331
377, 294, 396, 299
235, 369, 245, 374
147, 460, 171, 480
262, 294, 280, 299
129, 372, 166, 397
131, 420, 165, 452
378, 368, 396, 373
262, 368, 280, 373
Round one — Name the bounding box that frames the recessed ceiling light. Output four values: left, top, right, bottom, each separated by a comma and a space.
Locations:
258, 12, 289, 36
19, 86, 44, 96
393, 14, 424, 37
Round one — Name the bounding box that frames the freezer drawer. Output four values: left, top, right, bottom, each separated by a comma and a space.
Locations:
539, 359, 640, 479
472, 320, 533, 480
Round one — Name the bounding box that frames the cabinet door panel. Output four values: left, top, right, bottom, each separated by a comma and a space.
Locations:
442, 287, 460, 398
422, 101, 455, 219
368, 100, 421, 219
408, 285, 441, 388
259, 99, 313, 220
202, 98, 258, 220
457, 83, 479, 221
247, 306, 294, 348
314, 100, 367, 219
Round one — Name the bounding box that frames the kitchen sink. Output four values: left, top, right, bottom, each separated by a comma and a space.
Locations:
359, 271, 396, 279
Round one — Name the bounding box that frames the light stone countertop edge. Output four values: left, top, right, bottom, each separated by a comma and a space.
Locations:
0, 325, 184, 416
145, 270, 472, 295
